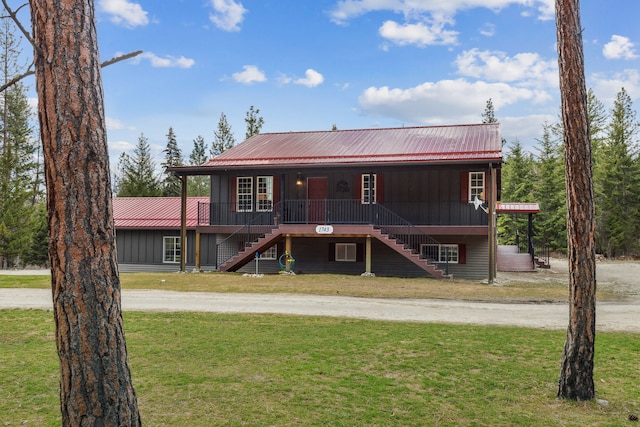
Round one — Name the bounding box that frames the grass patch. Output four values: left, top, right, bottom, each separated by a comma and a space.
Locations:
1, 310, 638, 426
1, 271, 618, 302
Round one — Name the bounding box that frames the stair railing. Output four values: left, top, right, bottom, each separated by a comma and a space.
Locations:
215, 202, 283, 269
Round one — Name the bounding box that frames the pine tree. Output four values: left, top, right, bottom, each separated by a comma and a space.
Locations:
116, 133, 162, 197
161, 126, 183, 196
0, 19, 38, 267
188, 135, 210, 196
211, 112, 235, 156
497, 140, 534, 247
596, 88, 640, 257
533, 122, 567, 252
244, 105, 264, 140
481, 98, 497, 124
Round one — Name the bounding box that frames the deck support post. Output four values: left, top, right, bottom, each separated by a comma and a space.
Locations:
365, 235, 372, 274
285, 234, 292, 271
195, 230, 201, 272
180, 175, 187, 273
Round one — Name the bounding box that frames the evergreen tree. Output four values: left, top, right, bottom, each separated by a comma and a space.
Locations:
533, 122, 567, 252
188, 135, 210, 196
161, 126, 183, 196
116, 133, 162, 197
596, 88, 640, 257
211, 112, 235, 156
24, 202, 49, 267
497, 140, 534, 247
244, 105, 264, 140
0, 19, 38, 267
481, 98, 497, 124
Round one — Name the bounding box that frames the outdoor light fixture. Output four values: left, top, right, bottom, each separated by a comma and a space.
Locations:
296, 172, 304, 186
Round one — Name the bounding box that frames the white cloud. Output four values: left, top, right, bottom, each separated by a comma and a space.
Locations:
232, 65, 267, 84
378, 15, 459, 47
454, 49, 558, 87
98, 0, 148, 27
295, 69, 325, 88
209, 0, 247, 32
590, 69, 640, 105
329, 0, 553, 25
106, 117, 136, 131
603, 35, 638, 60
139, 52, 195, 68
479, 22, 495, 37
358, 78, 551, 125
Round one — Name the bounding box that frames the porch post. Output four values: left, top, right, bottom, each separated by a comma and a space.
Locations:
488, 164, 497, 283
195, 230, 201, 272
180, 175, 187, 272
365, 235, 372, 274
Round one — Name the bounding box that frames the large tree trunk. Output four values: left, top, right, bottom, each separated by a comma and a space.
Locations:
29, 0, 141, 424
555, 0, 597, 400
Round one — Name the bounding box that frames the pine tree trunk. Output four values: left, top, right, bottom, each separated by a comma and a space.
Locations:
555, 0, 597, 401
29, 0, 141, 424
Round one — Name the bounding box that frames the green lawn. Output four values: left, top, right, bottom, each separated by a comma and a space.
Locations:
1, 270, 618, 302
1, 309, 638, 426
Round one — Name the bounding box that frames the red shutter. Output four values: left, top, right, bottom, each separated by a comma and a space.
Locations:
328, 242, 336, 261
458, 244, 466, 264
354, 174, 362, 203
376, 174, 384, 204
230, 177, 237, 212
273, 175, 281, 205
460, 172, 469, 203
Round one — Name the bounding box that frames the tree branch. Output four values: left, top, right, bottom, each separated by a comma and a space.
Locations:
2, 0, 42, 58
0, 50, 143, 92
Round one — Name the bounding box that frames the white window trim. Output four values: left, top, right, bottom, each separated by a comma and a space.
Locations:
257, 176, 274, 212
421, 244, 459, 264
361, 173, 377, 205
468, 171, 485, 203
335, 243, 357, 262
163, 236, 182, 264
260, 245, 277, 260
237, 176, 253, 212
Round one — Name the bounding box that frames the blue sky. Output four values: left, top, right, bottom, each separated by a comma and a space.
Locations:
18, 1, 640, 168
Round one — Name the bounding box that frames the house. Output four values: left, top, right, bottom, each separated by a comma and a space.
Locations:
113, 197, 218, 272
168, 124, 504, 280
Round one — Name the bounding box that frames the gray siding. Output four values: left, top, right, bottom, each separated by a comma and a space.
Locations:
238, 235, 489, 280
116, 229, 217, 270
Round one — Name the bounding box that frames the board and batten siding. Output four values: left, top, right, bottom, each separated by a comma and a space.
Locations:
237, 235, 489, 280
116, 229, 217, 272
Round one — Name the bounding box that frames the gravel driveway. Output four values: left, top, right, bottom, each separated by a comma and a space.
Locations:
1, 287, 638, 332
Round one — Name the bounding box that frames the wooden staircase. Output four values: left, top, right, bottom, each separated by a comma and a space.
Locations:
218, 229, 284, 272
368, 227, 451, 279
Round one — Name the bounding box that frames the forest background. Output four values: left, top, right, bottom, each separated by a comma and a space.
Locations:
1, 22, 638, 268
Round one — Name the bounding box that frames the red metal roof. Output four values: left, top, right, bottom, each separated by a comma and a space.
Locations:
113, 197, 208, 229
496, 202, 540, 214
196, 124, 502, 169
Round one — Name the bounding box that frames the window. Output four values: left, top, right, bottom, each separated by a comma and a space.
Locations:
237, 177, 253, 212
335, 243, 357, 262
163, 236, 182, 263
421, 244, 459, 264
260, 245, 277, 260
257, 176, 274, 212
361, 173, 376, 204
469, 172, 485, 202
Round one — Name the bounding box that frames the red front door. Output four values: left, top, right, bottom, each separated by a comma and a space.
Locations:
307, 177, 328, 223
